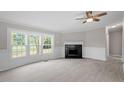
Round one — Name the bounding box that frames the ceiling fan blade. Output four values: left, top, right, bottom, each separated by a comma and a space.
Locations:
81, 20, 87, 24
94, 12, 107, 17
75, 18, 87, 20
93, 18, 100, 21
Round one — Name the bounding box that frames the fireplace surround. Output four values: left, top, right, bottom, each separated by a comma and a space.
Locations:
64, 42, 83, 58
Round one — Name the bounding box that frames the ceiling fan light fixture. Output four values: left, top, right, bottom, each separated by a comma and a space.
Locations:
111, 25, 116, 28
86, 18, 93, 22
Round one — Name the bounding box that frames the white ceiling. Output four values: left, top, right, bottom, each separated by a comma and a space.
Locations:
0, 11, 123, 33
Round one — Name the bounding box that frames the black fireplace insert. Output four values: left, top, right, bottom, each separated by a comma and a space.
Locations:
65, 44, 82, 58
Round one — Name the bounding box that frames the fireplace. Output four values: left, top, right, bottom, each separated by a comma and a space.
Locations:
65, 44, 82, 58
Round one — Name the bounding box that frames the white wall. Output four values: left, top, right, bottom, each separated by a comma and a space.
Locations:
0, 22, 63, 71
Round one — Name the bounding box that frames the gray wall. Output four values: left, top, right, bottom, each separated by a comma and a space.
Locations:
109, 30, 122, 57
85, 28, 106, 47
62, 31, 86, 43
122, 15, 124, 72
62, 28, 106, 47
0, 22, 7, 49
122, 15, 124, 62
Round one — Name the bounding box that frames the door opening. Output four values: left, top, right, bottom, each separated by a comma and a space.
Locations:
106, 24, 123, 61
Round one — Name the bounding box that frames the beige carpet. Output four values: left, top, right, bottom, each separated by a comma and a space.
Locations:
0, 59, 123, 82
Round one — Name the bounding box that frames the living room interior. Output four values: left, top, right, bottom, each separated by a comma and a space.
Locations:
0, 11, 124, 81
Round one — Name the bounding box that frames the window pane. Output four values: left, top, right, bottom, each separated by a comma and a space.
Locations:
44, 36, 51, 44
29, 35, 39, 45
43, 45, 51, 49
12, 32, 25, 46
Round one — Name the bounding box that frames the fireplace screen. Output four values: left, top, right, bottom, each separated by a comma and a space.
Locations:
65, 44, 82, 58
69, 49, 78, 55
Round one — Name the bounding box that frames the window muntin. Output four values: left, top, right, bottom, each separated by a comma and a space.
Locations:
29, 35, 39, 55
43, 35, 54, 54
11, 32, 26, 58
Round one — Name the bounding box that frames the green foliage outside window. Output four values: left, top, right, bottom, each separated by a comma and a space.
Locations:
43, 35, 53, 53
12, 32, 25, 46
28, 35, 39, 45
11, 32, 26, 58
44, 36, 51, 45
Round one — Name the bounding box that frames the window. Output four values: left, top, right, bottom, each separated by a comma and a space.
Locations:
11, 32, 26, 58
11, 29, 54, 58
28, 35, 39, 55
43, 35, 54, 54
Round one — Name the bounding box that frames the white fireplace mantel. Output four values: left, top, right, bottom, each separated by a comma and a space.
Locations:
64, 41, 83, 45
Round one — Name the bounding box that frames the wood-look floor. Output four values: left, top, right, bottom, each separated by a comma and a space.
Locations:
0, 59, 124, 82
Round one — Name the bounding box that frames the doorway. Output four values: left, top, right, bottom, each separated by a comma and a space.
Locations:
106, 24, 123, 61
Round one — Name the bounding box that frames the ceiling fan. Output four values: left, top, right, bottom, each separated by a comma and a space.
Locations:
75, 11, 107, 24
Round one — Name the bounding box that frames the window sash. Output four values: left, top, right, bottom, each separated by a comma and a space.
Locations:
28, 35, 39, 45
43, 35, 54, 54
12, 45, 26, 58
29, 45, 39, 55
29, 35, 40, 55
11, 32, 26, 46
